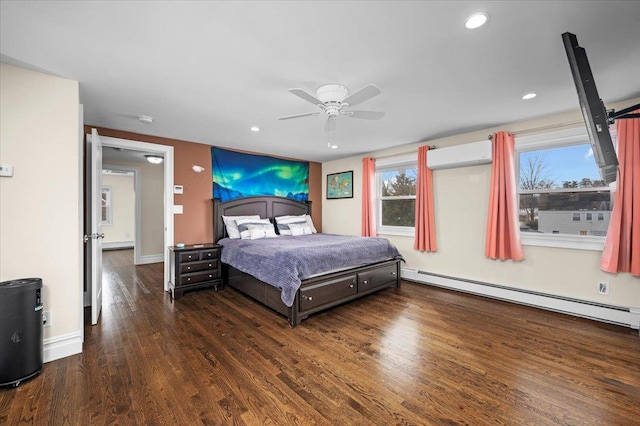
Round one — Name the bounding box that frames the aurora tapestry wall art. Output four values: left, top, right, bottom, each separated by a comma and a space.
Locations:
212, 147, 309, 202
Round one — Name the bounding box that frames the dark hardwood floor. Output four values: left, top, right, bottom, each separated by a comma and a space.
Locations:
2, 249, 639, 425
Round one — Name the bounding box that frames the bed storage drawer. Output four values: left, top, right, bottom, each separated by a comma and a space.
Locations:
358, 263, 398, 292
299, 275, 357, 311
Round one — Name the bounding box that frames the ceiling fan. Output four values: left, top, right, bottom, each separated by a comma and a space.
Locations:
278, 83, 385, 131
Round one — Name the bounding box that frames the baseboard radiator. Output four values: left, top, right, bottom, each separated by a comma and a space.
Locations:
401, 268, 640, 330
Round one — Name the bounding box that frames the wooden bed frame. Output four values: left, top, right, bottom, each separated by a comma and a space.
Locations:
213, 196, 401, 327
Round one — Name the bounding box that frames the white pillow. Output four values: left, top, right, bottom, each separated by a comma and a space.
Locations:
222, 215, 260, 239
247, 224, 278, 240
235, 218, 273, 239
276, 216, 309, 236
275, 214, 317, 234
288, 222, 313, 236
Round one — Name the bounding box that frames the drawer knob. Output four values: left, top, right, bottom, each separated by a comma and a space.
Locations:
349, 284, 354, 288
391, 272, 396, 275
187, 266, 191, 270
208, 263, 212, 267
308, 296, 313, 301
187, 255, 193, 259
363, 280, 368, 284
209, 275, 213, 278
187, 278, 191, 281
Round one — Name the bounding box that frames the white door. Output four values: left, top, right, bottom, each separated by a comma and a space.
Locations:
89, 128, 104, 325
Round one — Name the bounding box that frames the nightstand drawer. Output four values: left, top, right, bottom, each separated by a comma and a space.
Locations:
201, 248, 219, 260
178, 271, 219, 286
179, 251, 201, 262
179, 259, 219, 274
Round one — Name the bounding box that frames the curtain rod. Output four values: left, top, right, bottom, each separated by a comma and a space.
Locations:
487, 119, 584, 140
374, 145, 436, 160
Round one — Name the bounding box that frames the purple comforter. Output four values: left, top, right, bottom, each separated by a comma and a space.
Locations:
219, 233, 403, 307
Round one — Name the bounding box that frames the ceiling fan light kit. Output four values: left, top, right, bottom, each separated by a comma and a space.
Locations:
279, 83, 385, 132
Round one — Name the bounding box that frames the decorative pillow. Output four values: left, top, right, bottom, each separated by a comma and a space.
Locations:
235, 218, 273, 239
222, 215, 260, 239
288, 222, 313, 236
275, 214, 317, 234
275, 216, 309, 236
247, 223, 278, 240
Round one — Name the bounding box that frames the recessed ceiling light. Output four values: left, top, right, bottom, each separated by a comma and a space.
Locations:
250, 126, 260, 132
139, 115, 154, 124
330, 145, 338, 149
465, 13, 488, 29
522, 93, 537, 100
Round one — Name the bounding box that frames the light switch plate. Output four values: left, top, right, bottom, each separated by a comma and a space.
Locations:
0, 164, 14, 177
173, 205, 183, 214
173, 185, 183, 194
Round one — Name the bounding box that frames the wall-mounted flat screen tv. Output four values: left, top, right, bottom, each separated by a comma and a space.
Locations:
562, 32, 618, 184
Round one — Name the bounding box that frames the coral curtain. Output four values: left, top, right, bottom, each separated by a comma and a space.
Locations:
601, 110, 640, 276
485, 131, 524, 260
414, 146, 437, 251
361, 157, 376, 237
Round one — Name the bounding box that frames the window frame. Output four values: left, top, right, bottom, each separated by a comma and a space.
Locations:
375, 154, 417, 237
515, 126, 616, 251
101, 186, 113, 226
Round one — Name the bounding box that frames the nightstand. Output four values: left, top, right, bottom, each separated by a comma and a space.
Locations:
168, 243, 222, 299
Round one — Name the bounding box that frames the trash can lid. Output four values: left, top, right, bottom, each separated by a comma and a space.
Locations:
0, 278, 43, 293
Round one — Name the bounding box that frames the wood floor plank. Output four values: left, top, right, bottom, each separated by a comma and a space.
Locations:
1, 248, 639, 425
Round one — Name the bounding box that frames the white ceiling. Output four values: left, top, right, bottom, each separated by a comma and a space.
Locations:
2, 1, 640, 163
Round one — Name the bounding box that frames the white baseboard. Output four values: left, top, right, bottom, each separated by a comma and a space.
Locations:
136, 254, 163, 265
44, 331, 83, 363
402, 268, 640, 330
102, 241, 134, 250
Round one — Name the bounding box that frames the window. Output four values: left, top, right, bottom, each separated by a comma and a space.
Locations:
516, 127, 615, 251
375, 155, 417, 236
101, 186, 112, 225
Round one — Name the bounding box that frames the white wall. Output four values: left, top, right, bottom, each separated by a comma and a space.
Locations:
102, 173, 135, 247
105, 159, 164, 258
0, 64, 82, 357
322, 97, 640, 310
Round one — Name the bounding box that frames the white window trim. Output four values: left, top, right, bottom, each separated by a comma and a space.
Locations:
375, 154, 417, 237
101, 186, 113, 226
515, 126, 616, 251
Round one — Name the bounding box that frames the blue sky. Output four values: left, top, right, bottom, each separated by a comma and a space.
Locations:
520, 143, 601, 186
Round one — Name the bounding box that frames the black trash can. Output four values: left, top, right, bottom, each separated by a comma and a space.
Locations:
0, 278, 44, 387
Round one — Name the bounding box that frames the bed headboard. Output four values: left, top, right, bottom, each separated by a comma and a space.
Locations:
213, 196, 311, 242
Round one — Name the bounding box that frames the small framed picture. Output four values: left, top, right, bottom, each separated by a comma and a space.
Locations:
326, 170, 353, 199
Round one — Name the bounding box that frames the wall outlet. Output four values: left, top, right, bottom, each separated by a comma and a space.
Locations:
598, 281, 609, 295
43, 310, 52, 328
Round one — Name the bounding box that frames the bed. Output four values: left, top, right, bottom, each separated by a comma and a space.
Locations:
213, 196, 403, 327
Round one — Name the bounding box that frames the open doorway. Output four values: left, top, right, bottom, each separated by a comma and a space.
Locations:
84, 136, 174, 316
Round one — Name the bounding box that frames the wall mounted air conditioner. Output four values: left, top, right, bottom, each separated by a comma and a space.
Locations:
426, 139, 492, 170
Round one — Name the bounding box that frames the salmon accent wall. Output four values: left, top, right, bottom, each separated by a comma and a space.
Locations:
85, 126, 322, 243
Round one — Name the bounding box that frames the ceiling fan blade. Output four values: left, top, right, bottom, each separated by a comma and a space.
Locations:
278, 112, 320, 120
325, 116, 337, 132
289, 88, 324, 106
342, 84, 381, 107
344, 110, 385, 120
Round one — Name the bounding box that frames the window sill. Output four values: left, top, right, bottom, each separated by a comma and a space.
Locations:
377, 226, 415, 237
521, 233, 604, 251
